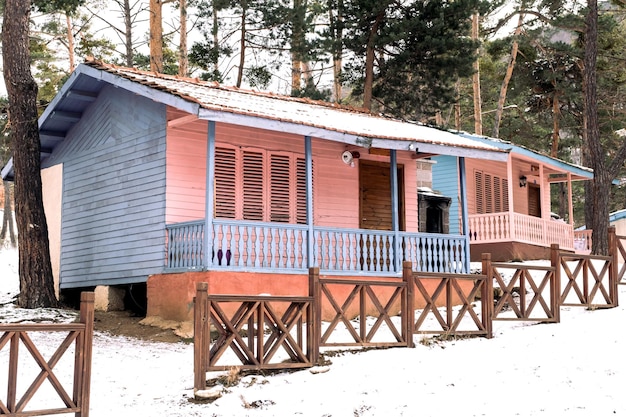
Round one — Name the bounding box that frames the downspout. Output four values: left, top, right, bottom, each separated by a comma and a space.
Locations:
306, 136, 315, 267
390, 150, 401, 272
204, 121, 216, 269
458, 157, 470, 273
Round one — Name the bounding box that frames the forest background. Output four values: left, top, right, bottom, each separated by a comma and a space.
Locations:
1, 0, 626, 258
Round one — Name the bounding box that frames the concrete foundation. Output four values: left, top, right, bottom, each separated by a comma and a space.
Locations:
94, 285, 126, 312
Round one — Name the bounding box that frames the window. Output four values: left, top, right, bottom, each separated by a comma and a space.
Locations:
475, 170, 509, 214
214, 146, 310, 224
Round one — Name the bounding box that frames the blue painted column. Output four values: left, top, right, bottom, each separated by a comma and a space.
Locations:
204, 121, 216, 269
458, 156, 470, 273
390, 150, 401, 272
305, 136, 315, 267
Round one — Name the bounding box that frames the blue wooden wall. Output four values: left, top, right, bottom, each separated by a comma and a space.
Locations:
44, 86, 167, 288
431, 155, 460, 234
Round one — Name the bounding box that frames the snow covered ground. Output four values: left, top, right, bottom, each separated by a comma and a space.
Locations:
2, 245, 626, 416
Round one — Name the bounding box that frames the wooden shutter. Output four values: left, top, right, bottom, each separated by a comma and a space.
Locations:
270, 154, 291, 222
502, 178, 509, 211
475, 170, 484, 214
296, 157, 307, 224
485, 174, 493, 213
214, 147, 236, 218
494, 177, 502, 212
242, 151, 264, 221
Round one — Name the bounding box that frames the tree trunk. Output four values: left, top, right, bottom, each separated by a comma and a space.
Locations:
363, 11, 385, 110
2, 0, 58, 308
123, 0, 134, 66
583, 0, 608, 255
472, 13, 482, 135
1, 181, 16, 246
236, 0, 247, 87
330, 0, 344, 102
492, 12, 523, 138
150, 0, 164, 73
178, 0, 188, 77
66, 14, 76, 72
290, 0, 306, 94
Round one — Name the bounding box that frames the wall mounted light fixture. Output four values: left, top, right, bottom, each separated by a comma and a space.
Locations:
519, 175, 527, 188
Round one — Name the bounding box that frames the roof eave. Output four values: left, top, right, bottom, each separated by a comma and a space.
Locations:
198, 108, 509, 161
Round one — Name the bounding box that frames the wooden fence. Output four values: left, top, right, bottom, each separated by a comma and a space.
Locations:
193, 227, 624, 391
615, 231, 626, 285
483, 250, 560, 323
0, 292, 94, 417
404, 262, 492, 338
193, 282, 317, 391
313, 267, 413, 348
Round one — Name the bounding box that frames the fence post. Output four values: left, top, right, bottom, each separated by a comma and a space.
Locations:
194, 282, 209, 391
608, 226, 618, 307
550, 244, 561, 323
308, 267, 320, 363
402, 261, 415, 347
77, 291, 94, 417
481, 253, 493, 338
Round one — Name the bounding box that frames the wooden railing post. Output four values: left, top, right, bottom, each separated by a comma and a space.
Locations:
608, 226, 618, 307
481, 253, 493, 338
194, 283, 209, 391
308, 267, 320, 363
550, 244, 561, 323
402, 261, 415, 347
75, 291, 94, 417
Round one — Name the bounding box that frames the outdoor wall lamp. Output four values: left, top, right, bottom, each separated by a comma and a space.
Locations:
519, 175, 527, 188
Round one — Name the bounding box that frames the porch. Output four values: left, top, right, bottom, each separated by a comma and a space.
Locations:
166, 219, 470, 275
468, 212, 581, 257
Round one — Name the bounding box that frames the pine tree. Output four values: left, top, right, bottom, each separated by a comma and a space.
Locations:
342, 0, 489, 120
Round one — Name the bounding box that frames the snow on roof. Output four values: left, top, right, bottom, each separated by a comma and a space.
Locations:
84, 61, 506, 158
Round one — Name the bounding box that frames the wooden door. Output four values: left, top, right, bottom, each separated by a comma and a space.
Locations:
359, 161, 405, 270
359, 160, 405, 230
528, 184, 541, 218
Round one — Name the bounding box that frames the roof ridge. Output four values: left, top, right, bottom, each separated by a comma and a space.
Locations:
81, 57, 372, 116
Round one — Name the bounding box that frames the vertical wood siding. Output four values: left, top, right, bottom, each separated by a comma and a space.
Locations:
51, 86, 167, 288
165, 115, 418, 232
431, 155, 461, 234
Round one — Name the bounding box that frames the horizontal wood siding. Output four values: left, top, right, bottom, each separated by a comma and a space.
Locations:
165, 116, 418, 231
431, 155, 460, 234
463, 158, 508, 214
57, 86, 167, 288
166, 113, 208, 223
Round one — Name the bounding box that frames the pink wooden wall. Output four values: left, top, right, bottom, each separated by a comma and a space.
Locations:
165, 108, 418, 231
464, 156, 550, 218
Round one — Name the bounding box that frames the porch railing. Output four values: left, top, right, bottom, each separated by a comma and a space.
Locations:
573, 229, 592, 253
468, 212, 575, 251
166, 219, 469, 274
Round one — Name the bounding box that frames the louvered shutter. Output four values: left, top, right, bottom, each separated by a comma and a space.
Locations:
475, 171, 484, 214
296, 157, 307, 224
485, 173, 493, 213
502, 178, 509, 211
494, 177, 502, 212
214, 147, 236, 218
242, 151, 264, 221
270, 154, 291, 222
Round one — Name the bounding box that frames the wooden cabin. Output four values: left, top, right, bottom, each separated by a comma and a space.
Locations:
2, 61, 511, 322
432, 134, 593, 262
